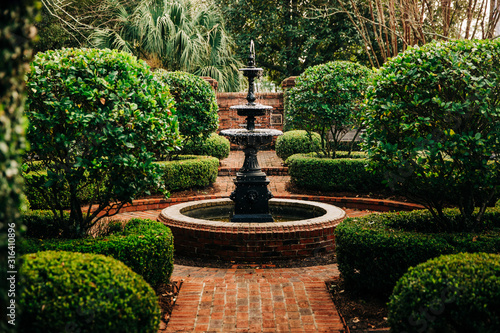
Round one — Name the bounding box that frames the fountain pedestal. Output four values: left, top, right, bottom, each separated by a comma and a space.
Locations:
220, 41, 283, 222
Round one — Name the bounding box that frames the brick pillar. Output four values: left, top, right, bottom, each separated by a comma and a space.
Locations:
281, 76, 297, 89
201, 76, 218, 91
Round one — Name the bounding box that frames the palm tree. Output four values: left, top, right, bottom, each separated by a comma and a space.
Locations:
90, 0, 242, 91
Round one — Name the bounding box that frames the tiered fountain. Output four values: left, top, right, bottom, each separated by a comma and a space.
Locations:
219, 41, 282, 222
158, 42, 346, 261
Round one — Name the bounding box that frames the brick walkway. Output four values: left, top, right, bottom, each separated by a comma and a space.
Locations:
163, 265, 344, 333
118, 151, 359, 332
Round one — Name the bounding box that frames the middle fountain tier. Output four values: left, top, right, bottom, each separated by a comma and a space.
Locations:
220, 41, 283, 222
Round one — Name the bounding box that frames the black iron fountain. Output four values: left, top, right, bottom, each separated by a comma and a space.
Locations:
158, 41, 347, 261
220, 41, 282, 222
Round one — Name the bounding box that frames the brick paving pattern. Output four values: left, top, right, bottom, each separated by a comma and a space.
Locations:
163, 265, 344, 333
115, 151, 373, 332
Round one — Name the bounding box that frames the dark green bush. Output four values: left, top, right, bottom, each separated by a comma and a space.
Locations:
154, 70, 219, 144
363, 39, 500, 226
286, 153, 384, 192
335, 209, 500, 297
1, 2, 38, 331
156, 155, 219, 192
19, 251, 160, 333
181, 133, 230, 160
276, 130, 321, 160
25, 47, 179, 237
21, 215, 174, 288
287, 61, 373, 157
388, 252, 500, 333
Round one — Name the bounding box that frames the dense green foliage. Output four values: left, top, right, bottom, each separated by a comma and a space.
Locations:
19, 251, 160, 333
21, 215, 174, 288
215, 0, 363, 84
156, 155, 219, 192
388, 252, 500, 333
335, 209, 500, 296
275, 130, 321, 160
0, 1, 39, 331
181, 133, 230, 160
154, 70, 219, 145
363, 39, 500, 227
286, 153, 384, 193
25, 47, 179, 237
287, 61, 372, 157
91, 0, 241, 91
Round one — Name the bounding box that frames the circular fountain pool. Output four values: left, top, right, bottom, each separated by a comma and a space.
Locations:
158, 198, 345, 261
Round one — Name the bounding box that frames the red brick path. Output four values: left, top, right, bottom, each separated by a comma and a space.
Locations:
163, 265, 344, 333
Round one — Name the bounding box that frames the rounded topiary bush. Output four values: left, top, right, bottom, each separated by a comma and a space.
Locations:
363, 39, 500, 226
275, 130, 321, 160
19, 251, 160, 333
287, 61, 372, 157
388, 252, 500, 333
335, 208, 500, 297
181, 133, 230, 160
154, 70, 219, 143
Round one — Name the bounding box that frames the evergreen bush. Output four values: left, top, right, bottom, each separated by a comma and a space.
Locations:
21, 216, 174, 288
388, 252, 500, 333
25, 48, 179, 237
275, 130, 321, 160
156, 155, 219, 191
19, 251, 160, 333
181, 133, 230, 160
363, 39, 500, 227
335, 208, 500, 296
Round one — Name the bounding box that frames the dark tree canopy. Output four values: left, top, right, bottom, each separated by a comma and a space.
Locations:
215, 0, 364, 84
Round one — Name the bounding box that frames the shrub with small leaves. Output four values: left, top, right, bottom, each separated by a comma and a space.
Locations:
156, 155, 219, 191
25, 48, 180, 237
287, 61, 372, 157
275, 130, 321, 160
154, 70, 219, 145
19, 251, 160, 333
363, 39, 500, 227
181, 133, 230, 160
388, 252, 500, 333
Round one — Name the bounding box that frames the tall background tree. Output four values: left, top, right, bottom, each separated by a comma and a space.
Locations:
311, 0, 500, 67
215, 0, 364, 85
37, 0, 242, 91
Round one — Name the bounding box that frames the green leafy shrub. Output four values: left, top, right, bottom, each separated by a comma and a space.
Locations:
156, 155, 219, 192
335, 209, 500, 297
19, 251, 160, 333
287, 61, 373, 157
25, 48, 180, 237
21, 215, 174, 288
286, 153, 384, 192
388, 252, 500, 333
154, 70, 219, 144
181, 133, 230, 160
363, 39, 500, 227
275, 130, 321, 160
1, 2, 38, 331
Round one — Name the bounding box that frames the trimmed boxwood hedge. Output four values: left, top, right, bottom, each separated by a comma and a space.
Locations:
275, 130, 321, 160
19, 251, 160, 333
157, 155, 219, 192
20, 214, 174, 288
335, 209, 500, 297
181, 133, 230, 160
286, 153, 385, 192
388, 252, 500, 333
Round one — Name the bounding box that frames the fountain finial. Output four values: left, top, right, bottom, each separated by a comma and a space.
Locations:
248, 40, 255, 67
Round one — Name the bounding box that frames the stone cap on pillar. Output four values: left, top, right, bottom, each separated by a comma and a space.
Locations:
201, 76, 218, 91
281, 76, 298, 89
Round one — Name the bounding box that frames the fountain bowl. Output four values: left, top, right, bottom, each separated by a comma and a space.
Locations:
158, 198, 345, 261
